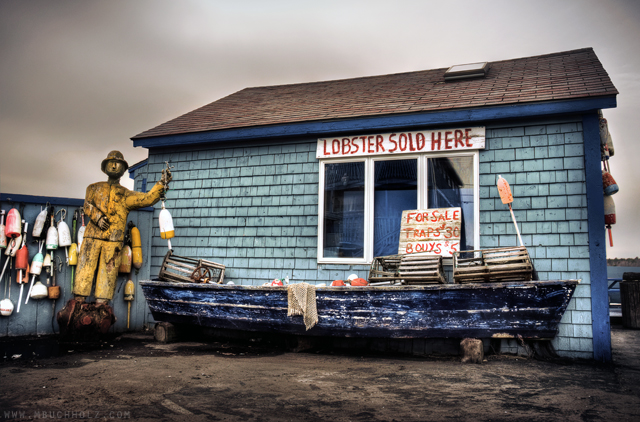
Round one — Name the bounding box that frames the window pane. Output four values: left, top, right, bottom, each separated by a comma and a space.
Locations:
374, 159, 417, 257
427, 156, 474, 251
323, 162, 365, 258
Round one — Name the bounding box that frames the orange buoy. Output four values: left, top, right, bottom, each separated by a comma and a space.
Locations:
350, 278, 368, 286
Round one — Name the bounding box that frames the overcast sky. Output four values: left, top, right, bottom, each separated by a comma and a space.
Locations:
1, 0, 639, 258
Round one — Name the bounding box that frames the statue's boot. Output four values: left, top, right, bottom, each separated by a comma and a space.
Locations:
57, 300, 116, 340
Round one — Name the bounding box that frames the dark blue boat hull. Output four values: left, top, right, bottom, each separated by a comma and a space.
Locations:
140, 280, 578, 339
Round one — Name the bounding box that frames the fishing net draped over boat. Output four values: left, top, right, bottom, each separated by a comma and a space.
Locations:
287, 283, 318, 330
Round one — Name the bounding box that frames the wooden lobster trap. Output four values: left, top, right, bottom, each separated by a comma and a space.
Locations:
398, 255, 446, 285
158, 250, 225, 284
453, 246, 533, 284
369, 254, 445, 285
368, 254, 403, 283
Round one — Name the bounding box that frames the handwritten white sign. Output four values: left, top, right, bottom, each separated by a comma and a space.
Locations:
317, 127, 485, 159
398, 208, 462, 257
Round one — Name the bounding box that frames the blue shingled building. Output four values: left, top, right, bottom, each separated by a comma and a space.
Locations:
129, 48, 618, 360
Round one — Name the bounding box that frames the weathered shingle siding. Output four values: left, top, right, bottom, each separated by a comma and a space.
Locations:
480, 118, 592, 359
144, 140, 369, 286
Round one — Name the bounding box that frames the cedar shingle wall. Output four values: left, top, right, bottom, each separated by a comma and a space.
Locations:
480, 119, 592, 359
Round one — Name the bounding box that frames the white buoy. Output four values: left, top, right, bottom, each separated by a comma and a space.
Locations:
159, 202, 175, 250
57, 210, 71, 264
32, 207, 48, 238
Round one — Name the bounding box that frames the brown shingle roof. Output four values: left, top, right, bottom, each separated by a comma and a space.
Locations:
132, 48, 617, 139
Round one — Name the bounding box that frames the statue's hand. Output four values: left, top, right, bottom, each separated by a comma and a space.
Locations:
98, 216, 110, 231
161, 169, 172, 187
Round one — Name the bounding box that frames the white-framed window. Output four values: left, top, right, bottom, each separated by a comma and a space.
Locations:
317, 151, 479, 264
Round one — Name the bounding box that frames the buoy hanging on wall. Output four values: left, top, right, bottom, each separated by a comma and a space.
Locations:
25, 243, 44, 304
46, 213, 58, 251
57, 210, 71, 264
124, 279, 135, 329
119, 245, 132, 274
159, 203, 174, 250
602, 170, 619, 196
131, 225, 143, 270
599, 117, 615, 158
604, 195, 616, 247
77, 211, 86, 253
0, 210, 7, 250
14, 223, 29, 313
5, 209, 22, 241
32, 206, 48, 238
159, 161, 175, 250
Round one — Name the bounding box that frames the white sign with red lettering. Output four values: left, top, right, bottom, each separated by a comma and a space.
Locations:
399, 208, 462, 257
317, 127, 485, 158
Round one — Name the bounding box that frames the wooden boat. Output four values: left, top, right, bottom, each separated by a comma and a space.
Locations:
140, 279, 579, 339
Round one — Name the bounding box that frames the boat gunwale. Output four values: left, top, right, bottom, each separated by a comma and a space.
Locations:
140, 279, 580, 292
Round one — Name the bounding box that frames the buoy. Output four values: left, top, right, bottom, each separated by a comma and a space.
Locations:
77, 211, 86, 252
30, 280, 48, 300
29, 249, 47, 305
159, 203, 175, 249
6, 233, 22, 257
1, 257, 14, 316
331, 280, 346, 286
15, 225, 29, 313
45, 214, 58, 251
131, 225, 143, 270
57, 210, 71, 264
0, 210, 7, 249
350, 278, 368, 286
599, 117, 609, 145
5, 209, 21, 239
0, 233, 20, 282
496, 175, 524, 246
604, 195, 616, 247
68, 243, 77, 289
124, 279, 135, 329
32, 207, 48, 238
25, 243, 44, 304
0, 298, 13, 316
43, 252, 52, 270
119, 245, 132, 274
159, 161, 175, 250
606, 132, 615, 157
602, 170, 619, 196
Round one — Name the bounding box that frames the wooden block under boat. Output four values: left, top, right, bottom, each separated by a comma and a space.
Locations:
158, 250, 226, 284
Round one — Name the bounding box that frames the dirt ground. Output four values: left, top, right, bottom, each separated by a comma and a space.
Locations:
0, 326, 639, 422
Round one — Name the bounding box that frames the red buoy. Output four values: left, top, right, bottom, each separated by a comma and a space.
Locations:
5, 209, 21, 239
604, 195, 616, 247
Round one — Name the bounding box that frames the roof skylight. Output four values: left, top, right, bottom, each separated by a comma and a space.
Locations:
444, 62, 488, 81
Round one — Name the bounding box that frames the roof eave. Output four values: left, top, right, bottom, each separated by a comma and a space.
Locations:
132, 95, 617, 149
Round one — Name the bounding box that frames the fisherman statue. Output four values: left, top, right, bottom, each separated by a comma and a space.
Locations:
57, 151, 171, 338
